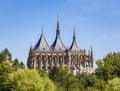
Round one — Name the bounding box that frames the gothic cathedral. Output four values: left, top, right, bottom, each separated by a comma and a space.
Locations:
27, 20, 94, 75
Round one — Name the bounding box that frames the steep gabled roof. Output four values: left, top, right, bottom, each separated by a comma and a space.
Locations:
34, 32, 51, 51
51, 20, 66, 51
69, 30, 80, 51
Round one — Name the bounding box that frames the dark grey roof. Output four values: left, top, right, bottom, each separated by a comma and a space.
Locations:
69, 30, 80, 51
34, 32, 51, 51
51, 20, 66, 51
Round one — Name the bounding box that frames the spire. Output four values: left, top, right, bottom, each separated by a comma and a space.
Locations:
69, 28, 80, 51
56, 16, 60, 35
91, 46, 93, 58
51, 19, 66, 51
73, 27, 76, 40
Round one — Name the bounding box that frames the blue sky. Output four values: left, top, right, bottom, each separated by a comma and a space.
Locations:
0, 0, 120, 68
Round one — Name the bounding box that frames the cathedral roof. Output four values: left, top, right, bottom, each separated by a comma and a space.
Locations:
51, 20, 66, 51
69, 30, 80, 51
34, 31, 51, 51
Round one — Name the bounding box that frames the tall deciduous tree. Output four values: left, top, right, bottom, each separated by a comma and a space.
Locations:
95, 52, 120, 81
0, 48, 12, 61
0, 61, 15, 90
9, 69, 55, 91
12, 58, 25, 70
77, 73, 97, 91
108, 77, 120, 91
49, 66, 79, 91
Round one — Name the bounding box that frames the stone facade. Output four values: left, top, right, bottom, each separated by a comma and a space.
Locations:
27, 20, 94, 75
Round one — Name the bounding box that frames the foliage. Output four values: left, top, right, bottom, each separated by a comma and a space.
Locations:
95, 52, 120, 81
19, 61, 25, 69
95, 79, 112, 91
0, 48, 120, 91
49, 66, 79, 91
0, 48, 25, 70
0, 61, 15, 90
108, 77, 120, 91
9, 69, 55, 91
85, 87, 100, 91
76, 73, 97, 91
12, 58, 25, 70
0, 48, 12, 63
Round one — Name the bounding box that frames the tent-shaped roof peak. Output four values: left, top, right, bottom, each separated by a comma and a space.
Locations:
51, 20, 66, 51
34, 32, 51, 51
69, 30, 80, 51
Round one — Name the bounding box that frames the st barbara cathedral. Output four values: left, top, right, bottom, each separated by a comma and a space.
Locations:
27, 20, 94, 75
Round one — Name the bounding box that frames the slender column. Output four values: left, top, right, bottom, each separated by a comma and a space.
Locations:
51, 52, 53, 69
43, 55, 46, 70
62, 53, 64, 67
91, 60, 93, 69
54, 54, 57, 66
38, 56, 40, 68
45, 52, 48, 70
45, 55, 47, 70
57, 53, 59, 66
40, 53, 42, 69
68, 52, 71, 69
89, 61, 91, 69
60, 56, 63, 67
89, 59, 91, 69
49, 55, 52, 69
59, 56, 61, 66
33, 52, 36, 69
84, 50, 86, 69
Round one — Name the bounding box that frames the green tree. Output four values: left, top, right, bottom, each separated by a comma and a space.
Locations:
65, 73, 79, 91
19, 61, 25, 69
108, 77, 120, 91
0, 48, 12, 61
9, 69, 55, 91
0, 53, 4, 63
0, 61, 15, 90
12, 58, 19, 69
85, 87, 100, 91
95, 79, 112, 91
12, 58, 25, 70
95, 52, 120, 81
77, 73, 97, 91
49, 66, 79, 91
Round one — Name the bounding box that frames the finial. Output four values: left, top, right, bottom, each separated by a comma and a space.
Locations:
73, 27, 76, 38
91, 46, 93, 57
57, 16, 59, 30
41, 25, 43, 34
73, 27, 76, 41
56, 14, 60, 35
